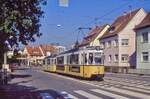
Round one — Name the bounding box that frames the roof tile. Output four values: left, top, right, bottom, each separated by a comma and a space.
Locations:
101, 8, 141, 39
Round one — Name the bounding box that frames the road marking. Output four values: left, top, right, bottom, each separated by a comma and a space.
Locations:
137, 85, 150, 90
104, 79, 150, 90
106, 87, 150, 99
60, 91, 78, 99
74, 90, 103, 99
68, 94, 78, 99
123, 86, 150, 94
39, 70, 150, 97
91, 89, 129, 99
105, 77, 149, 85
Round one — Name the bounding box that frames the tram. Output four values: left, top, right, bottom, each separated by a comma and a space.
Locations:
43, 55, 56, 72
43, 46, 104, 79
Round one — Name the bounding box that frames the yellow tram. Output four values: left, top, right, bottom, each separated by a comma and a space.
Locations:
43, 55, 56, 72
43, 47, 104, 80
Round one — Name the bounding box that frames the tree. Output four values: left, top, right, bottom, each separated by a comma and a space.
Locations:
0, 0, 46, 65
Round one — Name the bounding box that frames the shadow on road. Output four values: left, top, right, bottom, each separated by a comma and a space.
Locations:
0, 84, 64, 99
11, 74, 32, 79
16, 68, 29, 70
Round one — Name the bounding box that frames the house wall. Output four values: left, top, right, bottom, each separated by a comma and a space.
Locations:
136, 27, 150, 69
101, 36, 119, 67
119, 8, 146, 68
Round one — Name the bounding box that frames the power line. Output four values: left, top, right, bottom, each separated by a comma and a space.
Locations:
84, 1, 132, 26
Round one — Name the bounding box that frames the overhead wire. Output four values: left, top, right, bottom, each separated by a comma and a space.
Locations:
83, 1, 133, 27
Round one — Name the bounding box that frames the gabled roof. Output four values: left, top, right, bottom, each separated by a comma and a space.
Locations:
25, 45, 58, 56
135, 13, 150, 30
101, 8, 141, 39
40, 45, 58, 56
79, 25, 108, 47
26, 46, 43, 56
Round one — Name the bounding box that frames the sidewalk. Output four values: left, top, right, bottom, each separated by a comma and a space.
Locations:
0, 84, 36, 99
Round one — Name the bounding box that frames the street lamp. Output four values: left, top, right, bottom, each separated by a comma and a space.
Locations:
59, 0, 69, 7
2, 40, 12, 72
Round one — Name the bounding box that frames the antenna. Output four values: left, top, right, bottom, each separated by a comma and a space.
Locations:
94, 18, 99, 26
128, 4, 132, 17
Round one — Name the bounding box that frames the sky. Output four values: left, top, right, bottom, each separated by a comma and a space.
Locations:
33, 0, 150, 47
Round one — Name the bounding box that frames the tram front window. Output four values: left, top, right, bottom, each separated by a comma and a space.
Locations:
88, 53, 93, 64
94, 57, 101, 64
94, 53, 102, 65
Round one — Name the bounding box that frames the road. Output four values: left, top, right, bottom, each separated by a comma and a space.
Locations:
8, 67, 150, 99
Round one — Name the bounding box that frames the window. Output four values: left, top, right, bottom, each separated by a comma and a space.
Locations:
113, 39, 118, 47
88, 53, 93, 64
142, 52, 149, 62
43, 60, 45, 65
121, 39, 129, 46
84, 54, 87, 64
109, 26, 115, 33
142, 32, 148, 43
94, 53, 102, 64
121, 54, 129, 62
108, 55, 112, 62
106, 41, 111, 48
70, 54, 79, 64
114, 54, 118, 62
101, 42, 105, 49
106, 42, 108, 48
57, 56, 64, 64
108, 41, 111, 48
47, 59, 50, 65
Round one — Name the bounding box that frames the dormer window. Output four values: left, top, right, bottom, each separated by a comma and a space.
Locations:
109, 26, 115, 33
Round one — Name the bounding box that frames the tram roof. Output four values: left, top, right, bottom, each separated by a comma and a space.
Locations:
44, 54, 57, 59
59, 46, 102, 55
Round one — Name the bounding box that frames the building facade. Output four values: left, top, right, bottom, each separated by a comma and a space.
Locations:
135, 13, 150, 70
20, 45, 58, 66
100, 8, 147, 73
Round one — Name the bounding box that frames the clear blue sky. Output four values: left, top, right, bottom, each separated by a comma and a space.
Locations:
33, 0, 150, 47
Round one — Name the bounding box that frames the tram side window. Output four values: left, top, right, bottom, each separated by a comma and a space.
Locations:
52, 59, 55, 64
70, 54, 79, 64
57, 57, 64, 64
88, 53, 93, 64
47, 59, 50, 65
54, 59, 56, 64
43, 60, 45, 65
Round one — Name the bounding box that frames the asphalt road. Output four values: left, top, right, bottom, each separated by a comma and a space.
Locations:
5, 67, 150, 99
